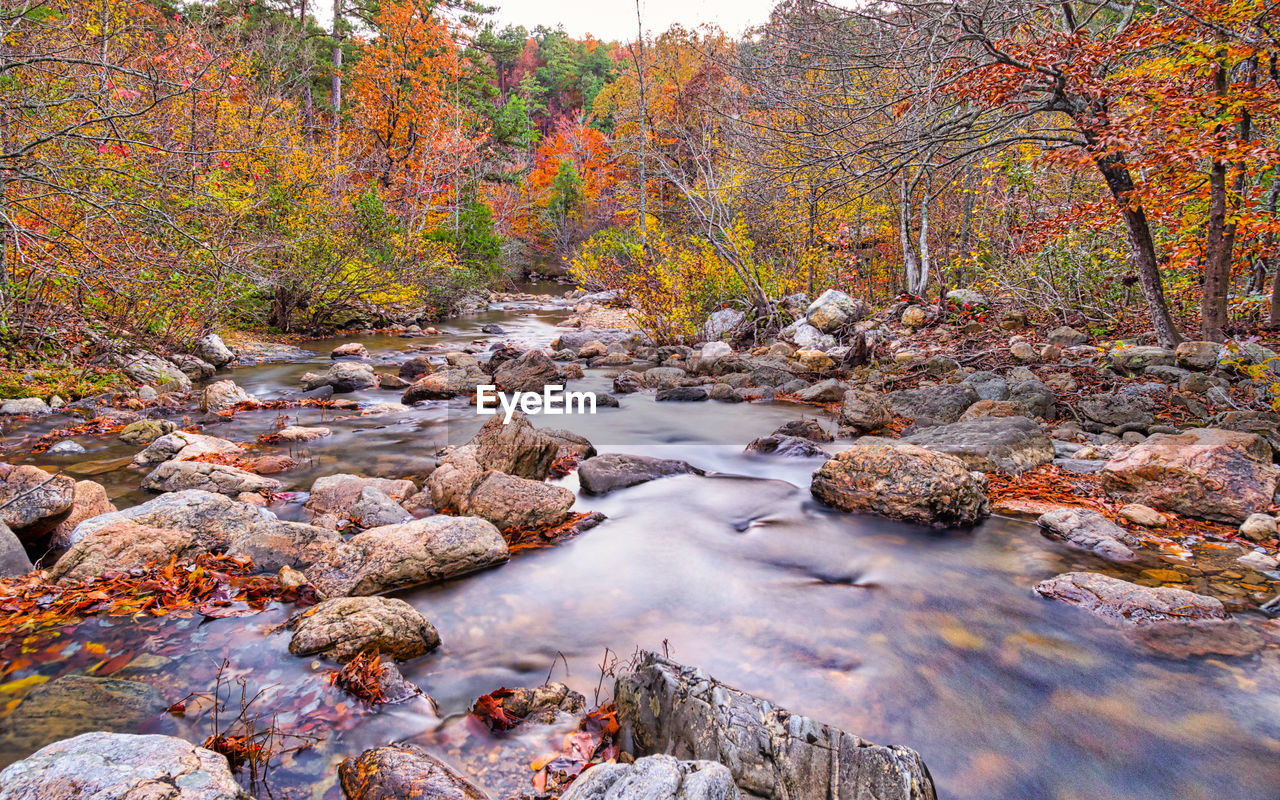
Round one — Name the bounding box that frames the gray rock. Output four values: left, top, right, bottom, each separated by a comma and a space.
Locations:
198, 380, 254, 413
839, 389, 890, 434
141, 460, 281, 496
656, 386, 710, 402
904, 416, 1055, 474
1009, 379, 1057, 419
1111, 345, 1176, 373
132, 431, 243, 466
615, 654, 936, 800
303, 361, 378, 392
304, 515, 509, 596
117, 419, 178, 445
578, 454, 704, 495
226, 520, 342, 572
170, 353, 216, 381
0, 731, 249, 800
306, 474, 416, 520
946, 288, 988, 306
195, 333, 236, 367
1078, 393, 1154, 434
494, 349, 563, 393
46, 440, 85, 455
68, 489, 273, 548
709, 384, 743, 403
1047, 326, 1088, 347
552, 329, 642, 352
0, 398, 50, 416
885, 384, 978, 425
1175, 340, 1221, 371
562, 755, 739, 800
0, 522, 32, 577
703, 309, 745, 340
794, 378, 845, 403
1034, 571, 1228, 625
806, 289, 868, 332
643, 367, 690, 390
113, 350, 191, 392
744, 435, 828, 458
0, 465, 75, 535
1037, 508, 1138, 561
339, 744, 490, 800
466, 471, 575, 531
348, 486, 413, 528
288, 595, 440, 662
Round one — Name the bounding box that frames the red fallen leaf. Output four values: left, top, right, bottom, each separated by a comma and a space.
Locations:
470, 687, 519, 731
167, 701, 187, 715
530, 702, 620, 794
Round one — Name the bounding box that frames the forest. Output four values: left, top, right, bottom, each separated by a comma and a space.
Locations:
1, 1, 1280, 800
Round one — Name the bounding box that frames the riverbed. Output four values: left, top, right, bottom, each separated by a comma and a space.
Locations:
2, 289, 1279, 800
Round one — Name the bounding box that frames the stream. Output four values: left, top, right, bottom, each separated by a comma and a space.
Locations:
2, 285, 1279, 800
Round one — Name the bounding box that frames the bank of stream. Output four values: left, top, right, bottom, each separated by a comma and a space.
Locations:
1, 286, 1278, 800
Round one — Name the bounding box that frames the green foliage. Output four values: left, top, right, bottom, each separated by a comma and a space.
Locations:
548, 159, 584, 221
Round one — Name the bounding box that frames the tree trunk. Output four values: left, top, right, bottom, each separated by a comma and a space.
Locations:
330, 0, 342, 170
1201, 47, 1237, 341
1090, 150, 1184, 346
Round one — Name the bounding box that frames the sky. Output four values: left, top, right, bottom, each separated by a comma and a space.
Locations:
487, 0, 778, 43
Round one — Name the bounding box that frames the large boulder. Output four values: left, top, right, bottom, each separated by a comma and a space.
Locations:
401, 366, 486, 402
195, 333, 236, 367
47, 480, 116, 554
288, 596, 440, 663
794, 378, 846, 403
0, 465, 74, 536
305, 474, 416, 520
1110, 345, 1176, 373
493, 349, 563, 393
884, 385, 978, 426
66, 490, 273, 549
466, 471, 575, 531
117, 419, 178, 445
615, 654, 936, 800
0, 676, 167, 767
226, 520, 342, 573
50, 521, 206, 582
810, 438, 989, 527
132, 431, 243, 466
1037, 508, 1139, 561
304, 515, 509, 597
578, 454, 704, 495
113, 350, 191, 392
1078, 393, 1155, 434
171, 354, 216, 381
0, 522, 32, 577
1100, 427, 1278, 522
902, 416, 1055, 475
561, 755, 739, 800
338, 744, 490, 800
1034, 572, 1228, 625
0, 398, 50, 416
141, 460, 282, 496
472, 413, 558, 479
303, 362, 378, 393
198, 380, 254, 413
0, 731, 249, 800
806, 289, 867, 333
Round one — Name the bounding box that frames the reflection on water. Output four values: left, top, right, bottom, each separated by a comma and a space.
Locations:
1, 295, 1278, 800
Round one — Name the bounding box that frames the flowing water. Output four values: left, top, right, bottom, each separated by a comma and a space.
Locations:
2, 286, 1279, 800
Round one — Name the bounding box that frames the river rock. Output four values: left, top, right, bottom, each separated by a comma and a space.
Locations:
794, 378, 845, 403
170, 353, 216, 381
347, 486, 413, 528
1239, 512, 1278, 542
118, 419, 178, 445
114, 350, 191, 392
195, 333, 236, 367
1100, 428, 1278, 522
1034, 571, 1228, 625
0, 676, 167, 767
332, 342, 369, 359
959, 399, 1025, 421
50, 521, 205, 582
402, 366, 486, 402
0, 731, 249, 800
543, 429, 598, 461
305, 474, 416, 520
68, 490, 273, 549
643, 367, 689, 390
562, 755, 739, 800
398, 355, 436, 380
885, 385, 978, 426
551, 329, 641, 352
614, 654, 936, 800
288, 596, 440, 662
303, 362, 379, 392
1078, 393, 1155, 434
578, 454, 704, 495
1176, 341, 1221, 371
0, 523, 32, 577
0, 398, 50, 416
1047, 326, 1087, 347
774, 419, 832, 442
494, 349, 563, 393
305, 515, 509, 596
0, 465, 75, 535
962, 371, 1010, 401
903, 416, 1054, 475
1009, 379, 1057, 420
275, 425, 331, 443
141, 460, 281, 496
473, 413, 558, 479
467, 472, 575, 531
811, 439, 989, 527
132, 431, 243, 466
226, 520, 342, 573
656, 386, 709, 402
1037, 508, 1138, 561
1119, 503, 1167, 527
46, 480, 116, 555
838, 389, 890, 434
339, 744, 491, 800
744, 435, 828, 458
198, 380, 254, 414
